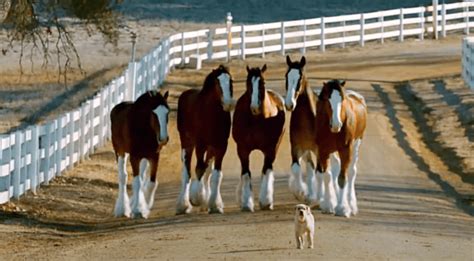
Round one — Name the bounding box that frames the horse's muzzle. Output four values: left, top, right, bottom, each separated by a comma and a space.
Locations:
222, 99, 236, 112
251, 106, 261, 115
285, 103, 295, 111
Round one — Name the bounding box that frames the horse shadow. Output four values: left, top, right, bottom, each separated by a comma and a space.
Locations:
371, 83, 473, 216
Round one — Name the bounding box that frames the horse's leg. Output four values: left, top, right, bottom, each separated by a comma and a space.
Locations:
348, 139, 362, 216
236, 146, 254, 212
176, 147, 194, 215
190, 145, 209, 208
318, 153, 337, 214
144, 154, 159, 210
329, 153, 341, 196
289, 148, 307, 202
335, 146, 352, 218
130, 156, 150, 218
208, 148, 225, 214
259, 151, 276, 210
304, 152, 318, 207
314, 150, 325, 208
114, 153, 131, 218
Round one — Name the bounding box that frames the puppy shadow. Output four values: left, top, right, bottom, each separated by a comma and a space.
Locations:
211, 247, 289, 254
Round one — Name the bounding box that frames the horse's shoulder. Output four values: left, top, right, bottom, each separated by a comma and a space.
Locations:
267, 89, 285, 110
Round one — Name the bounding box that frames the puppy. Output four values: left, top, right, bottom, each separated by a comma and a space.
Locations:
294, 204, 315, 249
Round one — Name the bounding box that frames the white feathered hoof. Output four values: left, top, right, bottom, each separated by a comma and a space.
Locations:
190, 179, 202, 207
237, 174, 255, 212
114, 193, 131, 218
208, 170, 224, 214
208, 206, 224, 214
335, 204, 351, 218
350, 203, 359, 216
320, 200, 336, 214
259, 170, 274, 211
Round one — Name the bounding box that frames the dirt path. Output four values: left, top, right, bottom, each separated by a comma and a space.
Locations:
0, 36, 473, 260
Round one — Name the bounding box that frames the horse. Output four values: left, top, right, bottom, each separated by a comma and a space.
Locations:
110, 90, 170, 219
284, 55, 339, 212
232, 64, 285, 212
232, 64, 286, 211
316, 80, 367, 217
175, 65, 235, 214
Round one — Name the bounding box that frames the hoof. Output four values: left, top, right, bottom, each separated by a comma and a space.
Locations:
131, 209, 149, 219
241, 206, 254, 212
335, 206, 351, 218
208, 207, 224, 214
259, 203, 273, 211
176, 205, 192, 215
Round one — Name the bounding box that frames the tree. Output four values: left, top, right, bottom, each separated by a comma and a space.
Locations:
0, 0, 123, 83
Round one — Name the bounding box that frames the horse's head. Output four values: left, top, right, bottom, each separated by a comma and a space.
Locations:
285, 55, 306, 111
319, 80, 346, 133
146, 90, 170, 147
212, 64, 235, 111
246, 64, 267, 115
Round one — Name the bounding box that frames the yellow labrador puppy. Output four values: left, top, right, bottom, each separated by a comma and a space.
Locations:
294, 204, 314, 249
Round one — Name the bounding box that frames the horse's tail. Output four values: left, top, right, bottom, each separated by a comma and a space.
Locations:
346, 90, 366, 107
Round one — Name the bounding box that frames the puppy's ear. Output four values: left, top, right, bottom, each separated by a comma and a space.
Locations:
306, 205, 311, 212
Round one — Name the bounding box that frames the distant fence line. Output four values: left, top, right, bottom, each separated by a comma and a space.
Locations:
0, 1, 473, 204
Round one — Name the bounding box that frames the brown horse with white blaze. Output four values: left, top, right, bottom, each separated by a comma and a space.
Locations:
110, 90, 170, 219
176, 65, 235, 214
316, 80, 367, 217
284, 56, 339, 210
233, 64, 285, 211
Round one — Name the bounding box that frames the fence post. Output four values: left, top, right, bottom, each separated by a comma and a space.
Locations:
30, 125, 39, 193
207, 28, 214, 60
68, 112, 75, 169
181, 32, 185, 66
360, 14, 365, 47
98, 91, 104, 147
79, 104, 86, 162
88, 101, 95, 156
12, 131, 20, 199
261, 27, 265, 58
433, 0, 438, 39
55, 117, 63, 175
280, 22, 285, 55
441, 3, 446, 38
43, 123, 51, 185
399, 8, 404, 42
302, 20, 307, 54
226, 12, 233, 62
241, 25, 246, 59
341, 20, 346, 48
379, 14, 384, 44
419, 8, 425, 40
320, 17, 325, 52
464, 2, 470, 35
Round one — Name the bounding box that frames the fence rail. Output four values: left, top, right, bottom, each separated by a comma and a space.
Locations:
0, 1, 473, 204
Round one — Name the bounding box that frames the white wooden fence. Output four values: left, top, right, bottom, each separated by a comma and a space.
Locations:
0, 1, 473, 204
462, 36, 474, 89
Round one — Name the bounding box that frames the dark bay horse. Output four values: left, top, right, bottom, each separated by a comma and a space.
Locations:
110, 90, 170, 218
232, 65, 285, 211
316, 80, 367, 217
284, 55, 339, 211
176, 65, 235, 214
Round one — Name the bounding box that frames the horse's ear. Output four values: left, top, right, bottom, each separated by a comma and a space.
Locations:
163, 90, 169, 100
261, 64, 267, 73
340, 80, 346, 87
246, 65, 250, 73
300, 56, 306, 68
286, 55, 292, 66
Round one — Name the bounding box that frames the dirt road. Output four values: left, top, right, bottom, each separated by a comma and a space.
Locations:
0, 36, 473, 260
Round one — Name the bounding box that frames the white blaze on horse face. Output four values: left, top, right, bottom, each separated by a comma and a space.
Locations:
329, 90, 343, 133
217, 73, 233, 110
153, 105, 169, 145
285, 69, 300, 111
250, 76, 261, 114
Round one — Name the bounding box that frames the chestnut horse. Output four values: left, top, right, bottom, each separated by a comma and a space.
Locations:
110, 90, 170, 218
176, 65, 235, 214
284, 56, 339, 211
233, 65, 285, 211
316, 80, 367, 217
